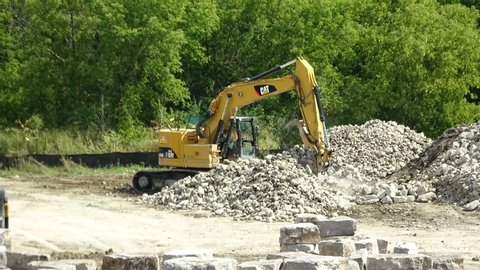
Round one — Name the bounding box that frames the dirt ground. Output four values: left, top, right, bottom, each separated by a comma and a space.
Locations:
1, 174, 480, 269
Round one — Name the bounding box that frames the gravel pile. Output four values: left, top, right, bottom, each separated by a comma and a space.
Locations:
392, 122, 480, 211
139, 155, 351, 222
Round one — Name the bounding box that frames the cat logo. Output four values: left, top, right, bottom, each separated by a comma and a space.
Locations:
254, 84, 277, 96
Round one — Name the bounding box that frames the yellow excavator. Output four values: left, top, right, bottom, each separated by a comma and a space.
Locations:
133, 57, 332, 192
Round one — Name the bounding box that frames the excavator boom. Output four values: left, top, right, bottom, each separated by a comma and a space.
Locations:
196, 57, 332, 170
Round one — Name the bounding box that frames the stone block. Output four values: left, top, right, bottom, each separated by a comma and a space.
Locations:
282, 256, 360, 270
393, 242, 418, 254
6, 252, 50, 270
317, 216, 357, 237
280, 244, 318, 253
279, 223, 321, 245
163, 257, 237, 270
354, 239, 379, 255
367, 254, 432, 270
376, 238, 389, 254
294, 214, 327, 225
349, 249, 368, 270
432, 256, 464, 270
27, 260, 95, 270
101, 253, 159, 270
266, 252, 314, 260
318, 239, 356, 257
238, 259, 283, 270
162, 248, 213, 262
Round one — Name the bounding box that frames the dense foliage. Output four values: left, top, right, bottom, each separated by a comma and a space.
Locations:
1, 0, 479, 153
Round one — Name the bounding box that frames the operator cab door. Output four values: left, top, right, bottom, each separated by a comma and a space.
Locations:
221, 117, 258, 159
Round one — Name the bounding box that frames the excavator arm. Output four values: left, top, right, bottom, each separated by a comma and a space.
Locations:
196, 57, 332, 170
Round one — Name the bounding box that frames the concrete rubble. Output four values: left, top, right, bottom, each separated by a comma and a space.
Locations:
392, 121, 480, 211
140, 155, 350, 222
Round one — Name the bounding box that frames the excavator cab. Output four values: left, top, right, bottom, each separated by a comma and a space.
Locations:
220, 116, 258, 160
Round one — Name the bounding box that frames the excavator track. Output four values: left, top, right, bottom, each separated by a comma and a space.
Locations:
132, 169, 204, 193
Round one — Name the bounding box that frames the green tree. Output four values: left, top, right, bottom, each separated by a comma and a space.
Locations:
339, 0, 480, 136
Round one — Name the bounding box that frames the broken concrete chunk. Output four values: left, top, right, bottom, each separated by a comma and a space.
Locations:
238, 259, 283, 270
432, 255, 464, 270
367, 254, 432, 270
163, 257, 237, 270
101, 253, 159, 270
162, 248, 213, 262
416, 192, 437, 203
282, 256, 360, 270
318, 238, 356, 257
317, 216, 357, 237
279, 223, 321, 245
0, 246, 6, 269
393, 242, 418, 254
6, 252, 50, 270
463, 199, 480, 211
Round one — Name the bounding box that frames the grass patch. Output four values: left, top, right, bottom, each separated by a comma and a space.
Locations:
0, 158, 154, 178
0, 127, 158, 156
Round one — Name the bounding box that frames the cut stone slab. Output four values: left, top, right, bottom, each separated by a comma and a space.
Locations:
279, 223, 321, 245
266, 252, 315, 260
354, 239, 379, 255
350, 249, 368, 270
6, 252, 50, 270
318, 238, 356, 257
393, 242, 418, 254
27, 260, 95, 270
282, 256, 360, 270
432, 256, 464, 270
162, 248, 213, 262
376, 238, 389, 254
238, 259, 283, 270
367, 254, 432, 270
163, 257, 237, 270
101, 253, 159, 270
280, 244, 318, 253
317, 216, 357, 237
294, 214, 327, 225
354, 235, 388, 254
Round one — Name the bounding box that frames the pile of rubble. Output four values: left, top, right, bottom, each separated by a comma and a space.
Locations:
392, 122, 480, 211
138, 120, 439, 218
139, 156, 350, 222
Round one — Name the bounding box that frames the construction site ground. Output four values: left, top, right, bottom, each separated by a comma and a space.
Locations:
2, 174, 480, 269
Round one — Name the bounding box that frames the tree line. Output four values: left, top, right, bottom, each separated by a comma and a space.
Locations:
1, 0, 479, 140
